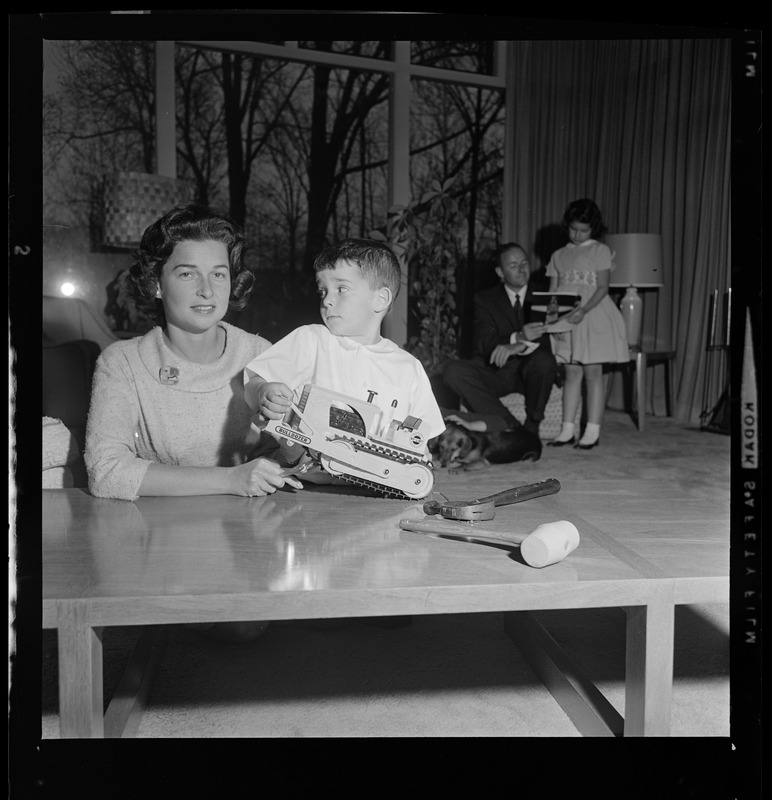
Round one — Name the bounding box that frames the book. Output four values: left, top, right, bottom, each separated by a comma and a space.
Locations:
530, 292, 582, 333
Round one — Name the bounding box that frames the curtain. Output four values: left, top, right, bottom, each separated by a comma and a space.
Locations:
505, 39, 732, 424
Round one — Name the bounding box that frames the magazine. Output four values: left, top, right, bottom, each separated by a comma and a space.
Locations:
530, 292, 582, 333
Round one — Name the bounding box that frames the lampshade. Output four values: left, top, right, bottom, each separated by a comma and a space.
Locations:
103, 171, 194, 248
606, 233, 664, 288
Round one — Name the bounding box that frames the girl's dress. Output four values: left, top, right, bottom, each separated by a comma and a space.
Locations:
546, 239, 629, 364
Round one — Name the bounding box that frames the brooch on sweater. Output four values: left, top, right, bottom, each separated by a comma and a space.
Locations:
159, 365, 180, 385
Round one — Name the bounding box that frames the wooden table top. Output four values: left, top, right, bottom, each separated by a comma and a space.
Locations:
42, 476, 729, 629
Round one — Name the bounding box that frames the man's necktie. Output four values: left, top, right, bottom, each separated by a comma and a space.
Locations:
513, 294, 523, 330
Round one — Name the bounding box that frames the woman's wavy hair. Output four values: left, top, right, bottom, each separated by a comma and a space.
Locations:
561, 198, 607, 241
129, 202, 254, 326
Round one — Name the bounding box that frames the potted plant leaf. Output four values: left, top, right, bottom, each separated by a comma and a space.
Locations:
370, 178, 462, 378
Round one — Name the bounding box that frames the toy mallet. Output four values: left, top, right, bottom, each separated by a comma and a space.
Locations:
398, 516, 579, 568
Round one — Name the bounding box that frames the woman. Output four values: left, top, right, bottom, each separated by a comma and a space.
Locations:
85, 203, 302, 642
86, 202, 303, 501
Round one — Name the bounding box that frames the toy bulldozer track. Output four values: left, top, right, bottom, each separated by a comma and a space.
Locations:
263, 384, 435, 499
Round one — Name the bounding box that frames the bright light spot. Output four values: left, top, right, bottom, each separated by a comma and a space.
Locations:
60, 282, 75, 296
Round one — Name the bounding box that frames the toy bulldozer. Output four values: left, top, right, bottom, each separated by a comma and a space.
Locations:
263, 384, 435, 499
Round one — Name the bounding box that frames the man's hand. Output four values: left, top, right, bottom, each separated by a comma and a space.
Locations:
258, 382, 294, 420
521, 321, 547, 340
490, 342, 525, 368
444, 414, 488, 432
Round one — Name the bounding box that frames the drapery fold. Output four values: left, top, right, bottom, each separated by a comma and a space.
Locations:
505, 39, 731, 423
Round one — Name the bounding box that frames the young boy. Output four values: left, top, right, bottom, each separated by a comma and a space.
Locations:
244, 238, 445, 475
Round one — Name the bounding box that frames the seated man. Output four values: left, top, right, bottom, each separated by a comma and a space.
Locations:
441, 242, 558, 438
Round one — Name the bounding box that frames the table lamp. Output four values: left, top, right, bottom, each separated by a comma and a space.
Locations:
606, 233, 664, 348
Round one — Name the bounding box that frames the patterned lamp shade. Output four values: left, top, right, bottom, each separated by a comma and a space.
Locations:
103, 172, 195, 248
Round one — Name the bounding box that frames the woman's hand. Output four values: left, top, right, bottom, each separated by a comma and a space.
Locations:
567, 306, 585, 324
231, 457, 304, 497
258, 382, 294, 420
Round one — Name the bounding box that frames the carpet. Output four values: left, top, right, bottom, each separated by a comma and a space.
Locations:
40, 409, 731, 738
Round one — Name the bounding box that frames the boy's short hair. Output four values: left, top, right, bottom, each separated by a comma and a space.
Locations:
313, 238, 401, 301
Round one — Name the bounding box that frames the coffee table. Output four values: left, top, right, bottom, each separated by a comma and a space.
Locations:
41, 475, 728, 738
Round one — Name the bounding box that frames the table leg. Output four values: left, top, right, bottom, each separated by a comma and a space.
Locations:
57, 602, 104, 738
104, 626, 169, 738
504, 611, 624, 737
665, 356, 673, 417
623, 592, 675, 736
635, 351, 647, 431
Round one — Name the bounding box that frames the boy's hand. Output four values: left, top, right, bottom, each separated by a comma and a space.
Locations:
258, 382, 294, 420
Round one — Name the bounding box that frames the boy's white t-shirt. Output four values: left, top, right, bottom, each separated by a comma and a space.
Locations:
244, 324, 446, 440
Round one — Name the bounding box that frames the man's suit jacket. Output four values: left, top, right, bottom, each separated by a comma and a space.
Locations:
472, 284, 551, 363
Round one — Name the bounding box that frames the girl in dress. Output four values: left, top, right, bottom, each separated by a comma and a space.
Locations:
545, 199, 628, 449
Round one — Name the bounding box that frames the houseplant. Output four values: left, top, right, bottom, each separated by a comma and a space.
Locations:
370, 178, 463, 378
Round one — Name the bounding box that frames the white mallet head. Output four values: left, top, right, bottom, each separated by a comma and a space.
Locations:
520, 520, 580, 568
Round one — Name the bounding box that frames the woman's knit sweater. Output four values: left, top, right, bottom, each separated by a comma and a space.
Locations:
85, 322, 271, 500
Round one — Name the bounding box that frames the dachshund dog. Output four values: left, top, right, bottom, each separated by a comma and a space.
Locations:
431, 421, 542, 472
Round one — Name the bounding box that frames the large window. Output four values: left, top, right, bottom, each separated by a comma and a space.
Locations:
410, 41, 495, 74
43, 39, 505, 352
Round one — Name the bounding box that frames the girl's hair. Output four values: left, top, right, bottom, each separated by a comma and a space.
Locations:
313, 238, 401, 301
129, 202, 254, 325
561, 198, 607, 240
